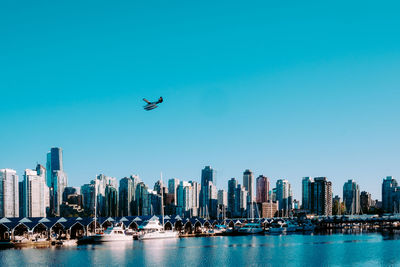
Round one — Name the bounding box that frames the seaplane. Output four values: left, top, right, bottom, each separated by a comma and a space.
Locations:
143, 97, 163, 111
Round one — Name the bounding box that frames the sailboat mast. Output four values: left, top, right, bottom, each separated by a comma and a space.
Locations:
251, 198, 254, 220
94, 178, 97, 234
161, 172, 164, 227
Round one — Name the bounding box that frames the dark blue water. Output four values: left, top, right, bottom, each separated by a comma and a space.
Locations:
1, 233, 400, 266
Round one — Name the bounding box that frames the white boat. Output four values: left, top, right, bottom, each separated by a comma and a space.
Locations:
59, 239, 78, 246
138, 229, 178, 240
138, 217, 178, 240
238, 223, 264, 235
93, 225, 133, 242
212, 225, 227, 234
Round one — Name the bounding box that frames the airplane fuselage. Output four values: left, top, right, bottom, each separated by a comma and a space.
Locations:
144, 103, 158, 110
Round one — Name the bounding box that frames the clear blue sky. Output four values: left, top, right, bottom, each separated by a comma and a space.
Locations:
1, 0, 400, 201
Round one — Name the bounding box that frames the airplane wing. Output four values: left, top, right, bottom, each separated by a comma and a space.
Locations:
143, 98, 151, 104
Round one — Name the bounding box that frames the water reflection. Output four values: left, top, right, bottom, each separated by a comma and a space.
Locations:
141, 239, 179, 266
2, 233, 400, 266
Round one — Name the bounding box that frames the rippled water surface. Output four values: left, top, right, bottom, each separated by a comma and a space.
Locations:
1, 233, 400, 266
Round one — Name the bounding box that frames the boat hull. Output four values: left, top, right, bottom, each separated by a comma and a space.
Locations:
237, 228, 264, 235
92, 235, 133, 242
269, 228, 286, 234
139, 231, 179, 240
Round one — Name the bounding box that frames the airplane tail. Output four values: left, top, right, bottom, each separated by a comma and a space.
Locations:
158, 97, 163, 103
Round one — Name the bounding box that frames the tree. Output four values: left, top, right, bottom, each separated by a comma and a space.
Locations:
332, 201, 346, 215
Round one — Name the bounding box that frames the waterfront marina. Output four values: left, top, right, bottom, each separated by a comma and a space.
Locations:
3, 215, 400, 248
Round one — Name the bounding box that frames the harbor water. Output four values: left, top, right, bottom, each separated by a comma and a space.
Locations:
1, 233, 400, 266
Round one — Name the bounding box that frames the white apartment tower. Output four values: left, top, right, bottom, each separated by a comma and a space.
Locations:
23, 165, 49, 217
0, 169, 19, 217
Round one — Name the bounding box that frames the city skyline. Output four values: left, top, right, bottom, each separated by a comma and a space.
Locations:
0, 145, 396, 228
1, 146, 396, 204
3, 146, 400, 202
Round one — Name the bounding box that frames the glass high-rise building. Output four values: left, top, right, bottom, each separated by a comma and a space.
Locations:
302, 177, 313, 210
46, 147, 63, 187
343, 179, 360, 215
119, 177, 134, 216
218, 189, 228, 218
135, 182, 147, 216
243, 169, 254, 202
81, 182, 95, 214
235, 184, 248, 217
176, 181, 191, 217
208, 182, 218, 218
228, 178, 238, 217
105, 185, 118, 217
276, 179, 292, 213
144, 189, 161, 216
46, 147, 68, 216
256, 175, 269, 203
168, 178, 180, 206
200, 166, 215, 217
94, 174, 118, 217
201, 166, 214, 186
310, 177, 332, 216
0, 169, 19, 217
382, 176, 398, 213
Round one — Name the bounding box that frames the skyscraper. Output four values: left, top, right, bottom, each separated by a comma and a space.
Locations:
201, 181, 218, 218
276, 179, 292, 215
189, 181, 200, 217
81, 182, 95, 214
382, 176, 397, 213
200, 166, 215, 217
119, 177, 134, 216
201, 166, 214, 185
22, 165, 48, 217
217, 189, 228, 219
168, 178, 180, 206
271, 188, 277, 202
256, 175, 269, 203
93, 174, 118, 217
0, 169, 19, 217
235, 184, 248, 217
144, 189, 161, 216
310, 177, 332, 216
243, 169, 254, 202
46, 147, 68, 216
392, 187, 400, 213
228, 178, 238, 217
135, 182, 148, 216
154, 180, 167, 195
18, 181, 24, 216
343, 179, 360, 215
177, 181, 191, 217
129, 175, 141, 215
302, 177, 313, 210
105, 185, 118, 217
